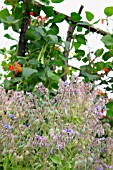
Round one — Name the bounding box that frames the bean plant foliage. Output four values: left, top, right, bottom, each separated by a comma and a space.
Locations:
0, 0, 113, 169
0, 77, 113, 169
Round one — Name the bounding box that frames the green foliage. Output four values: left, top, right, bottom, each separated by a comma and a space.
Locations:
51, 0, 64, 3
94, 48, 104, 57
101, 34, 113, 46
85, 11, 94, 21
0, 0, 113, 102
71, 12, 82, 22
104, 6, 113, 16
106, 102, 113, 116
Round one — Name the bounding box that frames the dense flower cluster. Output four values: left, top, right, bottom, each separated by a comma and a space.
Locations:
8, 61, 22, 74
0, 77, 113, 169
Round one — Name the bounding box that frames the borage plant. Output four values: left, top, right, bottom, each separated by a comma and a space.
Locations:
0, 77, 113, 170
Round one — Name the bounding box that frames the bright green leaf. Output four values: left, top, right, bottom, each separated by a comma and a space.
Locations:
74, 42, 81, 50
50, 156, 62, 165
71, 12, 82, 22
101, 35, 113, 46
104, 6, 113, 17
85, 11, 94, 21
106, 102, 113, 116
0, 8, 10, 21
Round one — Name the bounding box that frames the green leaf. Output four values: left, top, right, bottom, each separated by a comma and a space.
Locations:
104, 6, 113, 17
1, 61, 8, 71
47, 34, 58, 43
0, 8, 10, 21
85, 11, 94, 21
102, 51, 113, 61
106, 102, 113, 117
64, 41, 70, 50
28, 58, 37, 65
41, 6, 54, 17
76, 34, 86, 45
81, 72, 99, 81
50, 156, 62, 165
77, 26, 83, 32
1, 16, 20, 25
47, 71, 59, 81
4, 34, 18, 41
76, 49, 85, 56
51, 14, 65, 23
51, 0, 64, 3
39, 0, 50, 5
82, 57, 88, 63
11, 77, 22, 83
73, 42, 81, 50
4, 79, 12, 90
22, 67, 38, 79
101, 34, 113, 46
94, 48, 104, 57
94, 61, 104, 71
49, 24, 59, 35
71, 12, 82, 22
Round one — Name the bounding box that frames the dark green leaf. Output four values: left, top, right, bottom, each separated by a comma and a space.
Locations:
82, 57, 88, 63
104, 6, 113, 17
51, 0, 64, 3
49, 24, 59, 34
76, 49, 85, 56
102, 51, 113, 61
94, 48, 104, 57
51, 14, 65, 23
39, 0, 50, 5
22, 67, 38, 79
71, 12, 82, 22
4, 34, 18, 41
41, 6, 54, 17
85, 11, 94, 21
